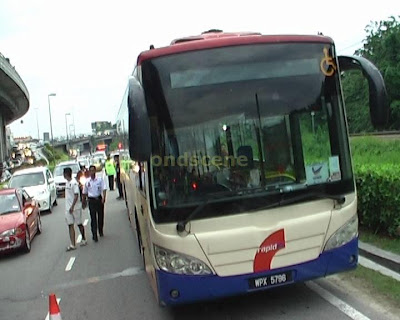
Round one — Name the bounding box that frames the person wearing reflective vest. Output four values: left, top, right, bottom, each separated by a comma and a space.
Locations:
104, 155, 116, 191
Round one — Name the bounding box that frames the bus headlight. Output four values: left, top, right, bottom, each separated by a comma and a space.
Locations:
324, 215, 358, 251
154, 245, 213, 275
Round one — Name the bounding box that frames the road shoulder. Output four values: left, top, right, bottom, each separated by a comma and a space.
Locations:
327, 270, 400, 320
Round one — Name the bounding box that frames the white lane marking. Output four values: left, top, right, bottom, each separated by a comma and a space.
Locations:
83, 219, 88, 226
306, 281, 371, 320
65, 257, 76, 272
358, 256, 400, 281
76, 234, 82, 243
45, 298, 61, 320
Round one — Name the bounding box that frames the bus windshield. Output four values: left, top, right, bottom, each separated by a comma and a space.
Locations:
142, 42, 354, 223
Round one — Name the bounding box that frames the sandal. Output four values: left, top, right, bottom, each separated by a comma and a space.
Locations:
66, 245, 76, 251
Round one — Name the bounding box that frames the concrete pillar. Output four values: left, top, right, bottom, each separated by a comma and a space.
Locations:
0, 114, 5, 162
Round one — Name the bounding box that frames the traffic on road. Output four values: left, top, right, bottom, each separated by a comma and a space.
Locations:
0, 162, 398, 319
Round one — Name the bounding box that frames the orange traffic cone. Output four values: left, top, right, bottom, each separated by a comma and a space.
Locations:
49, 293, 62, 320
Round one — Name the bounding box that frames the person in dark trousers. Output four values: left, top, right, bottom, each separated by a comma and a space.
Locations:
82, 165, 107, 242
114, 154, 123, 200
104, 155, 116, 191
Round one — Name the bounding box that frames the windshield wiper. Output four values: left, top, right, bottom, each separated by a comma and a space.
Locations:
248, 192, 345, 212
175, 189, 345, 233
175, 187, 268, 232
176, 200, 208, 233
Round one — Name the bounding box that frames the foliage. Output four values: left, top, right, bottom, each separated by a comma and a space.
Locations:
341, 72, 372, 133
42, 144, 68, 162
42, 144, 69, 171
351, 136, 400, 164
109, 139, 120, 152
342, 16, 400, 132
354, 163, 400, 236
357, 16, 400, 101
42, 144, 54, 161
351, 137, 400, 236
301, 126, 331, 165
92, 121, 112, 133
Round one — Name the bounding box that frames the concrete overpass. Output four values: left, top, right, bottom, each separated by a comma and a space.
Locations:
53, 133, 117, 154
0, 52, 29, 162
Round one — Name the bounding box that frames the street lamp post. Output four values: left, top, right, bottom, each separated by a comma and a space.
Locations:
48, 93, 56, 144
69, 124, 74, 141
35, 108, 40, 141
71, 113, 76, 138
65, 113, 70, 143
311, 111, 315, 135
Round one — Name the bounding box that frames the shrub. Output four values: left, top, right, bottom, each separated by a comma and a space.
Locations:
351, 137, 400, 237
355, 164, 400, 236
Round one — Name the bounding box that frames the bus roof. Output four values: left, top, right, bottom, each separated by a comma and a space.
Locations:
137, 31, 333, 65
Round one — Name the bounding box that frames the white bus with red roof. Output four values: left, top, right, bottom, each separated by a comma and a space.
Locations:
116, 30, 388, 306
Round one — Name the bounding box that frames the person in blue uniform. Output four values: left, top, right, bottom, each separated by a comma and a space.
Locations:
82, 165, 107, 242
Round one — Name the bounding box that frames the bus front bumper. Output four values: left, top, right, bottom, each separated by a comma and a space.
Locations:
156, 237, 358, 306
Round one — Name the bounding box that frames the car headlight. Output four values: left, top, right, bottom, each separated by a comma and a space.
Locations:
154, 245, 213, 275
324, 215, 358, 251
0, 228, 16, 237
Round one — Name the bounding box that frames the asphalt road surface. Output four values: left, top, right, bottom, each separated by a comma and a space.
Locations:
0, 189, 398, 320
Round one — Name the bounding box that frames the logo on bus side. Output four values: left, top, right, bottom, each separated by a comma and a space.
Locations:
254, 229, 285, 272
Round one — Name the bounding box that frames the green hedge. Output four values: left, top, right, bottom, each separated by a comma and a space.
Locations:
351, 137, 400, 237
354, 163, 400, 236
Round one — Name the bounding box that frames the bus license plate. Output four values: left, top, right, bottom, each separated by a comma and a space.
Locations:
249, 271, 292, 289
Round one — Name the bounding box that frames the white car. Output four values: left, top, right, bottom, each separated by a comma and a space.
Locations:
92, 151, 107, 165
53, 161, 81, 195
77, 156, 90, 170
8, 166, 57, 212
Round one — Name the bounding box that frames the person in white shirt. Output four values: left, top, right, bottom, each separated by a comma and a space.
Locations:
64, 167, 87, 251
82, 165, 107, 242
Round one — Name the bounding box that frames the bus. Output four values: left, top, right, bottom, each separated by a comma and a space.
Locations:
116, 30, 388, 306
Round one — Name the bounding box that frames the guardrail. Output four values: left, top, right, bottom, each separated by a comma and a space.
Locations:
53, 133, 116, 145
350, 131, 400, 137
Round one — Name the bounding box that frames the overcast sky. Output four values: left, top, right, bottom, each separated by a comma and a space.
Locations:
1, 0, 398, 139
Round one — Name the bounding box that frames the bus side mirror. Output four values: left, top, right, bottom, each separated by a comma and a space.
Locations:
128, 77, 151, 161
338, 55, 389, 129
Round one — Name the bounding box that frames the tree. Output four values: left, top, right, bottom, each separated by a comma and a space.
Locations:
341, 70, 373, 133
344, 16, 400, 132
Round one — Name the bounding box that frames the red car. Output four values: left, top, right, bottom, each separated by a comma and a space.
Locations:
0, 188, 41, 254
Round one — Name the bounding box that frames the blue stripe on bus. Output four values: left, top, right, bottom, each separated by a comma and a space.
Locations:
156, 237, 358, 306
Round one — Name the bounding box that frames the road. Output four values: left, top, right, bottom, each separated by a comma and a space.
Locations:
0, 189, 398, 319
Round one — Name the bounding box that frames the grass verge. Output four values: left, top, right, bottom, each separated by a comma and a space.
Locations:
343, 265, 400, 305
359, 227, 400, 255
